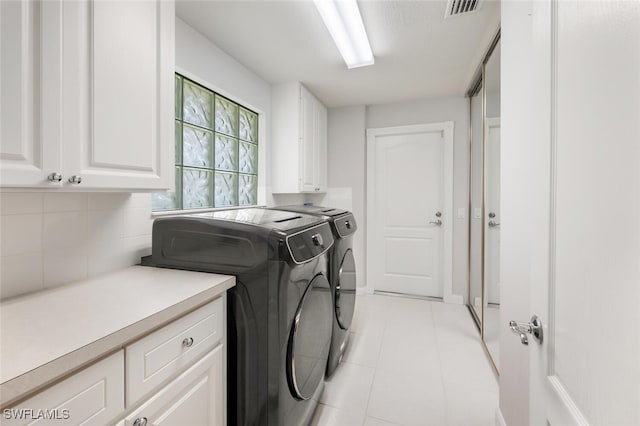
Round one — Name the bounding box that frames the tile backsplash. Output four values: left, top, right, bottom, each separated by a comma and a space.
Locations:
0, 193, 155, 300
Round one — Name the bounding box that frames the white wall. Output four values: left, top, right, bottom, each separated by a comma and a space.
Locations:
323, 98, 470, 300
175, 17, 272, 203
0, 193, 154, 300
326, 106, 366, 288
365, 97, 470, 301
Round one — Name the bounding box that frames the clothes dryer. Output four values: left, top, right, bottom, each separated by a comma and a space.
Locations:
150, 208, 334, 426
270, 206, 357, 377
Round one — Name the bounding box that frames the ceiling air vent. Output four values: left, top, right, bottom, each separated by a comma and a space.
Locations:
444, 0, 483, 18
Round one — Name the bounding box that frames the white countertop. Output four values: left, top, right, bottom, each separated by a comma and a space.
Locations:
0, 265, 235, 408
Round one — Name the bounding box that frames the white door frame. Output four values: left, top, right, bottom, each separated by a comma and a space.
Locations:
365, 122, 459, 304
484, 117, 501, 307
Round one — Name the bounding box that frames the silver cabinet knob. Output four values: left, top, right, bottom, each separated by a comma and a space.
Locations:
133, 418, 148, 426
429, 219, 443, 226
435, 211, 442, 217
48, 172, 63, 183
182, 337, 194, 348
489, 212, 496, 218
509, 315, 543, 345
488, 220, 500, 228
68, 175, 82, 184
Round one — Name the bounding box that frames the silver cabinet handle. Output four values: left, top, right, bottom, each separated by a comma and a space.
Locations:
68, 175, 82, 184
429, 219, 442, 226
509, 315, 543, 345
182, 337, 194, 348
133, 418, 148, 426
488, 220, 500, 228
48, 172, 63, 183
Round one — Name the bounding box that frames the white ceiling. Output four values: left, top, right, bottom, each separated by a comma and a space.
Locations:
176, 0, 501, 107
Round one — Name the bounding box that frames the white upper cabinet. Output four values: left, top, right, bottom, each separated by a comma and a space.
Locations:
272, 82, 327, 193
0, 0, 175, 191
0, 0, 62, 187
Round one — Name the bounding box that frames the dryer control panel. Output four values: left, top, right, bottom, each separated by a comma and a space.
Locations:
286, 223, 334, 264
335, 214, 357, 238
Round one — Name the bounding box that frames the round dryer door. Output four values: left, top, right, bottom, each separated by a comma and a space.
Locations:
335, 249, 356, 330
286, 274, 333, 401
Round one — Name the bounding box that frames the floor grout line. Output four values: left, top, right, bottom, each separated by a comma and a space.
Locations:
361, 293, 389, 424
429, 300, 451, 426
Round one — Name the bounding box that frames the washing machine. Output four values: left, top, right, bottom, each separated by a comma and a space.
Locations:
150, 208, 335, 426
270, 206, 357, 377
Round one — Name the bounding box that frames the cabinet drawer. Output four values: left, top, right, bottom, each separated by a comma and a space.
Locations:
125, 298, 223, 406
4, 351, 124, 425
124, 345, 224, 426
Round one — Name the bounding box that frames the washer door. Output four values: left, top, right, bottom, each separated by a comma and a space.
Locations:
287, 274, 333, 400
336, 249, 356, 330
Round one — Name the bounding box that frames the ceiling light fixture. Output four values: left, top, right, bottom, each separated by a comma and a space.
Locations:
313, 0, 374, 69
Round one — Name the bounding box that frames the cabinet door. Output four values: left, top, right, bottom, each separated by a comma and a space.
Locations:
314, 101, 328, 192
125, 345, 224, 426
62, 0, 174, 190
0, 0, 62, 187
4, 351, 124, 426
300, 87, 316, 192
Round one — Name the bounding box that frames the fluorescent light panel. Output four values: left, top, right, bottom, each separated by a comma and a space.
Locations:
314, 0, 374, 69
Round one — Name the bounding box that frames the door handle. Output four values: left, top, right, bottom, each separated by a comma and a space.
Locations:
488, 220, 500, 228
509, 315, 543, 345
429, 219, 442, 226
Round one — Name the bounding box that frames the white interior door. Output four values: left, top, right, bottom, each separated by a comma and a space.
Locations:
376, 130, 442, 297
366, 123, 454, 300
484, 118, 501, 306
520, 1, 640, 424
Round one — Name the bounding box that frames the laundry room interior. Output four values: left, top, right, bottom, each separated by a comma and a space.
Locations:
1, 1, 638, 426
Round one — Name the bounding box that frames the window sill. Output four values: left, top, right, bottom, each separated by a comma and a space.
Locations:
150, 204, 264, 218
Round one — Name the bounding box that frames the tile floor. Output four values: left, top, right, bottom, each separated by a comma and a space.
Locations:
311, 294, 498, 426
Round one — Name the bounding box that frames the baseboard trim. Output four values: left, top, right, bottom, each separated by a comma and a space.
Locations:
372, 290, 443, 302
496, 407, 507, 426
444, 293, 464, 304
362, 289, 465, 304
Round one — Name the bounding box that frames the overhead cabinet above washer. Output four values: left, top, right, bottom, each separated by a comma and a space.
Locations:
0, 0, 175, 191
272, 82, 327, 193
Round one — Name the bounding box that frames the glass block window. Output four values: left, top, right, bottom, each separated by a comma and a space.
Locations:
153, 74, 259, 211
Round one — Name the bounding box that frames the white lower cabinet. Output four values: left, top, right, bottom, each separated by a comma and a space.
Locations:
3, 351, 125, 426
125, 299, 223, 406
124, 345, 224, 426
4, 298, 226, 426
